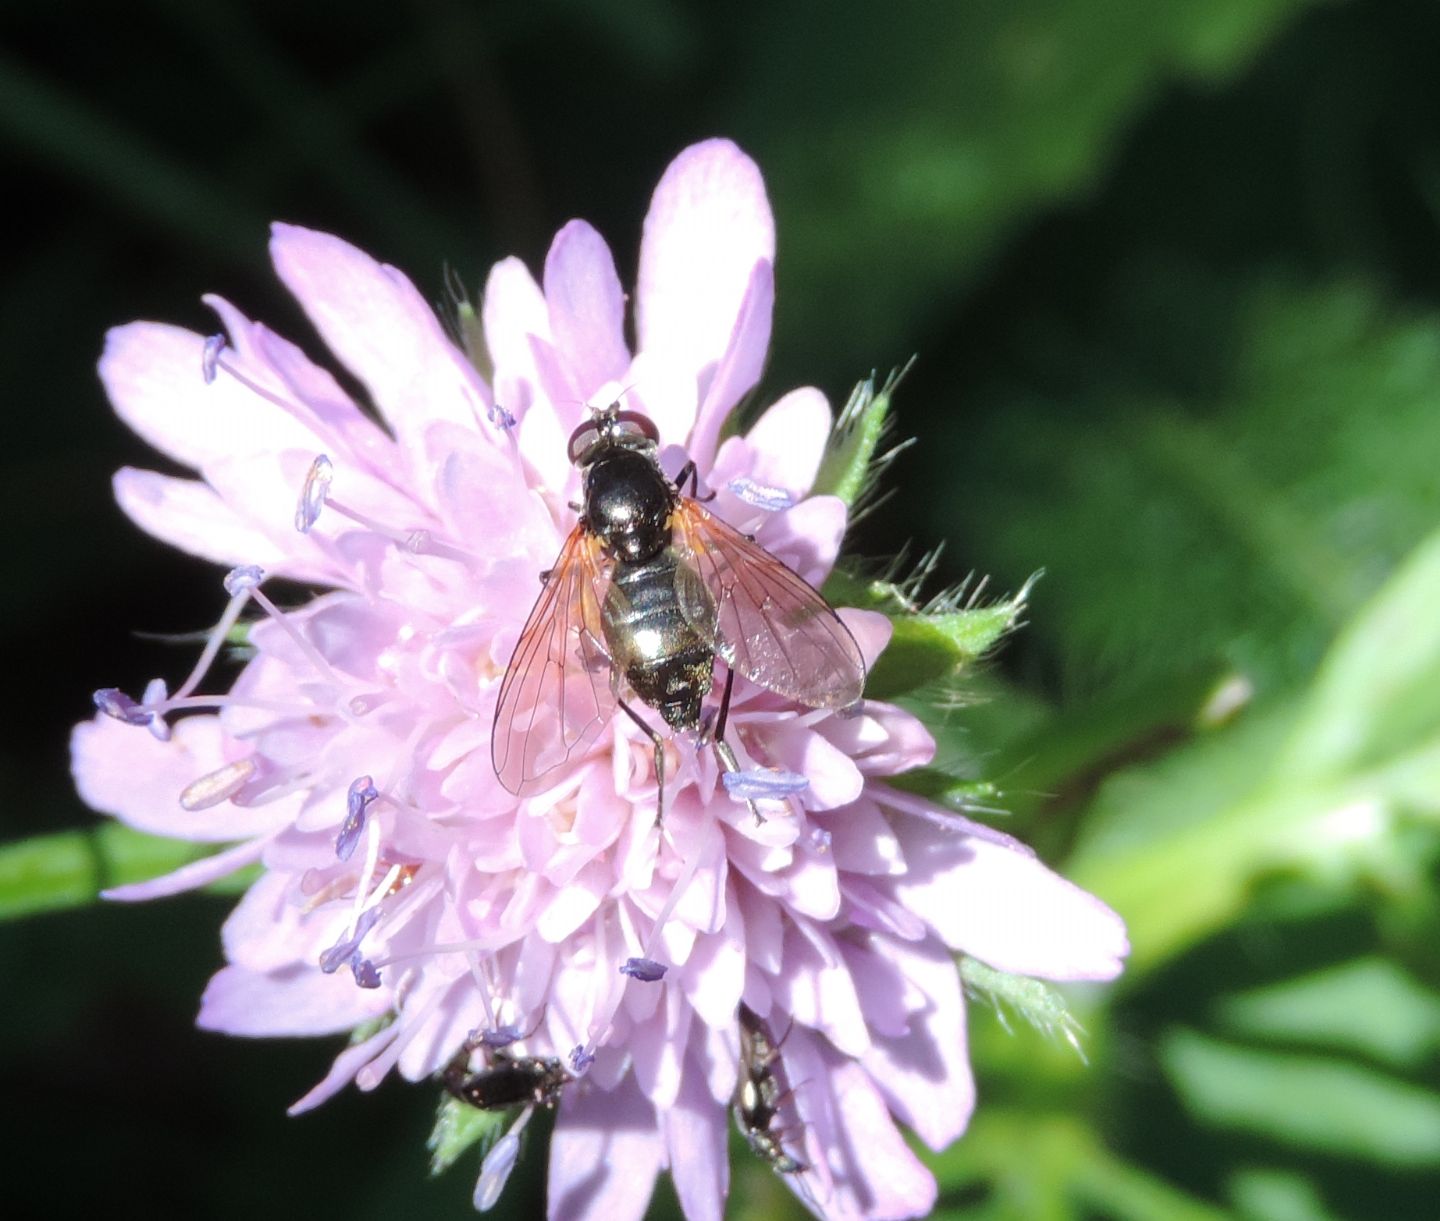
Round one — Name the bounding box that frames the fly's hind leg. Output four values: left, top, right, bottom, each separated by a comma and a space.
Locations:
707, 667, 763, 824
618, 697, 666, 826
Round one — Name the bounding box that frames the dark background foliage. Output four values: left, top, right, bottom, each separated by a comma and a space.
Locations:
4, 1, 1439, 1217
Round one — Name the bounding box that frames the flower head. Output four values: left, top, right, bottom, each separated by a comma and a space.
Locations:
72, 139, 1127, 1219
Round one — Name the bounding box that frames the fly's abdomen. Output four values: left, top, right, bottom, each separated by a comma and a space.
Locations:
603, 549, 714, 730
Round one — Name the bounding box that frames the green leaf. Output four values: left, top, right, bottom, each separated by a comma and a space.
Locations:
812, 360, 912, 510
0, 824, 224, 920
1216, 957, 1440, 1072
825, 569, 1033, 699
737, 0, 1325, 374
943, 272, 1440, 702
427, 1094, 506, 1176
1066, 519, 1440, 971
1226, 1168, 1336, 1221
1162, 1027, 1440, 1167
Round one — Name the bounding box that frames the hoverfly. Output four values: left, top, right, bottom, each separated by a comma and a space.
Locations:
443, 1047, 571, 1112
491, 402, 866, 820
734, 1003, 807, 1174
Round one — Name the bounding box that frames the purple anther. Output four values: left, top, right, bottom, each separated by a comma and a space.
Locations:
479, 1023, 525, 1049
726, 476, 794, 512
619, 957, 667, 983
568, 1045, 596, 1074
722, 768, 810, 802
201, 334, 226, 384
335, 775, 379, 862
319, 907, 382, 974
808, 826, 833, 853
223, 564, 265, 596
487, 402, 516, 430
349, 956, 382, 989
93, 688, 151, 726
295, 454, 333, 533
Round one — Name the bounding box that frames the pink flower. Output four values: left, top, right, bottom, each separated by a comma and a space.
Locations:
72, 139, 1127, 1220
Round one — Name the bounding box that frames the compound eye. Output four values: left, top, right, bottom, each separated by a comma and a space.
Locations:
567, 420, 601, 465
613, 410, 660, 444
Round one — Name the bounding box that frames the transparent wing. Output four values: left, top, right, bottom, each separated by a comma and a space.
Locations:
492, 526, 616, 796
672, 499, 865, 708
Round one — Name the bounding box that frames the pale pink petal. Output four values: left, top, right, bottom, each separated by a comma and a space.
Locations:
821, 1059, 938, 1219
544, 220, 632, 399
840, 608, 894, 672
113, 467, 300, 571
663, 1055, 730, 1221
198, 962, 390, 1037
637, 140, 775, 401
288, 1023, 401, 1115
100, 323, 327, 469
549, 1076, 664, 1221
71, 716, 293, 841
102, 837, 268, 901
687, 259, 775, 468
757, 495, 847, 586
269, 224, 493, 452
860, 938, 975, 1150
741, 385, 831, 498
895, 819, 1130, 980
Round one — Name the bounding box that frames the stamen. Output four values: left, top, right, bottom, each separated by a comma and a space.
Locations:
201, 334, 225, 384
474, 1130, 522, 1211
295, 455, 333, 533
179, 758, 258, 811
722, 768, 809, 801
619, 957, 667, 983
319, 906, 381, 974
568, 1045, 595, 1074
336, 775, 379, 862
808, 826, 832, 853
350, 956, 383, 989
479, 1024, 524, 1049
486, 402, 516, 430
168, 571, 263, 703
727, 476, 794, 512
247, 585, 347, 690
93, 688, 151, 726
141, 678, 171, 741
223, 564, 265, 596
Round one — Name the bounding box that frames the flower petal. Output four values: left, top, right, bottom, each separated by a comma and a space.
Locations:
549, 1074, 664, 1221
895, 817, 1130, 981
663, 1053, 729, 1221
544, 220, 632, 399
269, 224, 495, 454
687, 259, 775, 469
636, 140, 775, 404
100, 322, 327, 469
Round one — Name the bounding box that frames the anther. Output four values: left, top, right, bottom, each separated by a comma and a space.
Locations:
93, 688, 151, 726
619, 957, 667, 982
808, 826, 832, 853
349, 956, 382, 989
223, 564, 265, 596
486, 402, 516, 430
179, 758, 258, 811
722, 768, 809, 802
320, 907, 381, 974
295, 455, 333, 533
335, 775, 379, 862
568, 1045, 595, 1074
201, 334, 225, 384
726, 476, 794, 512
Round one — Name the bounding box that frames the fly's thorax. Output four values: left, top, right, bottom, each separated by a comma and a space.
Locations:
582, 447, 674, 563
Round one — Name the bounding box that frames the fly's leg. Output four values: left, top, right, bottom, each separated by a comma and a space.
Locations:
618, 697, 666, 825
709, 667, 763, 824
673, 460, 716, 503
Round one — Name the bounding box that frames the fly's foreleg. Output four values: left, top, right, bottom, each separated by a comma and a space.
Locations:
709, 667, 763, 824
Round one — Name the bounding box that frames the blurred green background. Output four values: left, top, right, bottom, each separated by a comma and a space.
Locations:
4, 1, 1439, 1217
